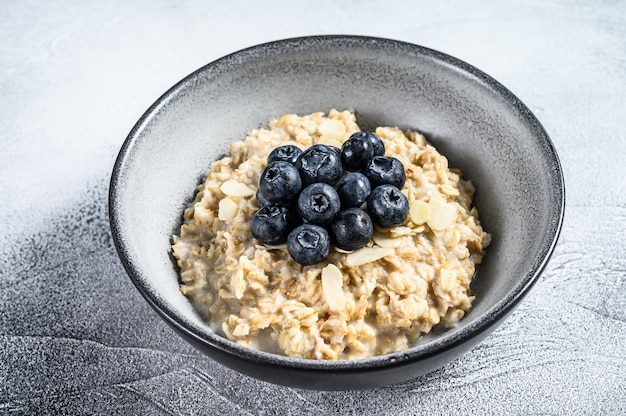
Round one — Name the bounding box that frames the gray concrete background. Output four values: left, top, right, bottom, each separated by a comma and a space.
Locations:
1, 1, 624, 414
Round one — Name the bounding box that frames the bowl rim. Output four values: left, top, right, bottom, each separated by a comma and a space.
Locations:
109, 34, 565, 372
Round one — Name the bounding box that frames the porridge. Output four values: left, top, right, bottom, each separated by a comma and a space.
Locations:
171, 110, 490, 360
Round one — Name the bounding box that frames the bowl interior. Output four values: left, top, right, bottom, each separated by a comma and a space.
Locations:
110, 36, 563, 366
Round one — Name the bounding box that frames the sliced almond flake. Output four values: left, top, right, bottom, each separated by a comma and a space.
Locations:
334, 246, 354, 254
218, 197, 238, 221
317, 133, 343, 148
406, 181, 417, 198
341, 131, 353, 143
374, 224, 391, 233
321, 264, 346, 312
413, 225, 426, 234
440, 183, 460, 197
389, 226, 413, 237
220, 180, 255, 197
427, 197, 457, 231
410, 199, 430, 225
318, 119, 346, 137
345, 246, 395, 267
262, 243, 288, 250
372, 231, 404, 248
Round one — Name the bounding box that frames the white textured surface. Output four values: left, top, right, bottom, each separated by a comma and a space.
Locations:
1, 1, 625, 414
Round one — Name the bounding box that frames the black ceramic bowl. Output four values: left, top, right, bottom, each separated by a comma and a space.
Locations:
109, 36, 564, 390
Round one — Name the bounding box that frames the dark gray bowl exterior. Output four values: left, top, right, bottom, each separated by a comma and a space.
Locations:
109, 35, 564, 390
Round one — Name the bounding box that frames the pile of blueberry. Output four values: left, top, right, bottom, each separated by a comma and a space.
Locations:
251, 131, 409, 266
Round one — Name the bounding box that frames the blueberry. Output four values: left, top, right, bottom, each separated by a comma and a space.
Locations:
259, 161, 302, 204
341, 135, 374, 171
295, 144, 343, 186
330, 208, 373, 251
257, 187, 299, 210
336, 172, 371, 208
363, 156, 406, 189
268, 145, 302, 165
251, 205, 294, 245
367, 185, 409, 228
348, 131, 385, 156
255, 188, 272, 209
287, 224, 330, 266
297, 182, 340, 225
329, 145, 342, 158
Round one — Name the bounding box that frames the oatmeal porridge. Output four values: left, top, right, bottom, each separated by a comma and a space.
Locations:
171, 109, 490, 360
